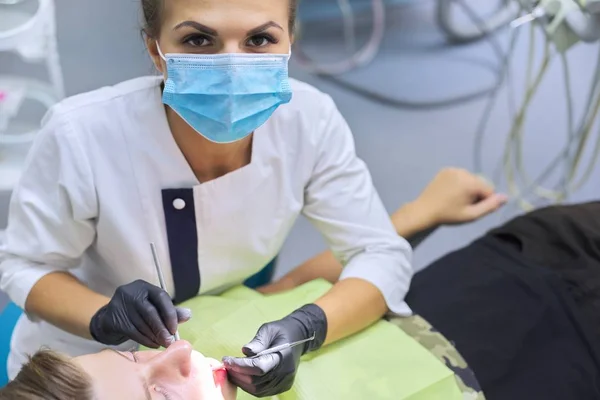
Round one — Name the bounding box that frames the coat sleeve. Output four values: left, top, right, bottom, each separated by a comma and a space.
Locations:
0, 108, 98, 313
301, 95, 414, 316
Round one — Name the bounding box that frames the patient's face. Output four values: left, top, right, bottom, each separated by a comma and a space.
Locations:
74, 341, 236, 400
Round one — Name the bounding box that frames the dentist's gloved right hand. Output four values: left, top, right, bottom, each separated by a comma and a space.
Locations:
223, 304, 327, 397
89, 279, 191, 349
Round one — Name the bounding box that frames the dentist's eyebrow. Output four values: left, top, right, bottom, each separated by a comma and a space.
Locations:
173, 21, 218, 36
246, 21, 283, 36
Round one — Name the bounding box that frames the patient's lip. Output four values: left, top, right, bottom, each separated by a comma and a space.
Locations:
213, 367, 227, 387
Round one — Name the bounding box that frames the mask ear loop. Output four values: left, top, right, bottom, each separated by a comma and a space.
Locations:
156, 42, 167, 61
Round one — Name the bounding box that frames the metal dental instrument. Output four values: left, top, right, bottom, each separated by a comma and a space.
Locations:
150, 242, 180, 342
250, 333, 316, 358
510, 6, 546, 29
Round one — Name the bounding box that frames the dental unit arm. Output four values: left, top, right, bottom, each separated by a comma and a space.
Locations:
515, 0, 600, 51
437, 0, 600, 46
565, 0, 600, 41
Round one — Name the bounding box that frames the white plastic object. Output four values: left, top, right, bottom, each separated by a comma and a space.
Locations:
0, 0, 65, 99
0, 1, 64, 190
1, 0, 51, 59
564, 0, 600, 42
0, 76, 57, 144
0, 84, 25, 131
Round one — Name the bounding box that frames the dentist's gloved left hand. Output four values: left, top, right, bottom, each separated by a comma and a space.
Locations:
222, 304, 327, 397
90, 280, 191, 349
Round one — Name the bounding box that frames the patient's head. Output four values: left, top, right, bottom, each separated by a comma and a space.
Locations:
0, 341, 236, 400
0, 350, 92, 399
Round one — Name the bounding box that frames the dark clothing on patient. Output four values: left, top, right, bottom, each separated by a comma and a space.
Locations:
490, 201, 600, 343
407, 202, 600, 400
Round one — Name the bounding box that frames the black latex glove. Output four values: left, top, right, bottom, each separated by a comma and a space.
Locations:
89, 280, 191, 348
222, 304, 327, 397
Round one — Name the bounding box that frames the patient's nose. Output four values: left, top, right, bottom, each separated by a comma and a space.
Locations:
145, 340, 194, 380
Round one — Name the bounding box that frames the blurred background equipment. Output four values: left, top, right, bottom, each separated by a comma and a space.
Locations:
437, 0, 519, 43
294, 0, 600, 213
0, 0, 64, 192
294, 0, 512, 107
467, 0, 600, 212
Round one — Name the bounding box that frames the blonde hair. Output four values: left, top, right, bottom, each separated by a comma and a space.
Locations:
0, 349, 93, 400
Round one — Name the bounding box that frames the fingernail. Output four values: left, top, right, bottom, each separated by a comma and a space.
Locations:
179, 308, 192, 319
165, 336, 175, 345
242, 345, 258, 356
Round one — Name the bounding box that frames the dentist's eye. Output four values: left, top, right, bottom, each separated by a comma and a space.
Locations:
246, 34, 278, 48
183, 34, 212, 47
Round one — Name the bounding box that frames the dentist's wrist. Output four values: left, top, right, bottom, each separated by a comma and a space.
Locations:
285, 304, 328, 355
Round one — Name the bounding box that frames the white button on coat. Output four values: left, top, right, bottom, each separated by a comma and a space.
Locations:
172, 198, 186, 210
0, 76, 413, 379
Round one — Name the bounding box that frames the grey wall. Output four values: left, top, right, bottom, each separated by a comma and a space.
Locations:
1, 0, 599, 284
0, 291, 7, 312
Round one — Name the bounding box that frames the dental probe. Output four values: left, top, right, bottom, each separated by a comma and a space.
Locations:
150, 242, 180, 341
250, 333, 316, 358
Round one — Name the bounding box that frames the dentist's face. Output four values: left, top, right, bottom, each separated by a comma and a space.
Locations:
147, 0, 292, 75
74, 341, 236, 400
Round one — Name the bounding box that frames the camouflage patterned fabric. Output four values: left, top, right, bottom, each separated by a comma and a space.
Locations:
388, 315, 486, 400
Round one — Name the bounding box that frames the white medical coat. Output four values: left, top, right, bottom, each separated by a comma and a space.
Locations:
0, 76, 413, 378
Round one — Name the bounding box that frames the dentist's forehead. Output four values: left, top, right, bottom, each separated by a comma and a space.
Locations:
162, 0, 290, 24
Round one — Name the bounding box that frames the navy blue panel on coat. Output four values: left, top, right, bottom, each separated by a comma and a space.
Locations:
162, 189, 200, 304
244, 257, 277, 289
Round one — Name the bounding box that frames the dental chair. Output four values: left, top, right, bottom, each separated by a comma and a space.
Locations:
244, 258, 277, 289
0, 302, 21, 388
0, 227, 18, 388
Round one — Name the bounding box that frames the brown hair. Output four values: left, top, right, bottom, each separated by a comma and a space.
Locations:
0, 350, 93, 400
141, 0, 299, 38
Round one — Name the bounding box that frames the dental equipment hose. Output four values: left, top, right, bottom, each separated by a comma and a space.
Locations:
294, 0, 516, 110
504, 39, 600, 211
474, 3, 600, 212
295, 0, 600, 205
293, 0, 386, 75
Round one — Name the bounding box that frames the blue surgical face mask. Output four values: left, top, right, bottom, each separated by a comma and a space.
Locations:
157, 45, 293, 144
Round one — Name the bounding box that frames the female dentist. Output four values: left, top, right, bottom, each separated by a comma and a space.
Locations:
2, 0, 410, 396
